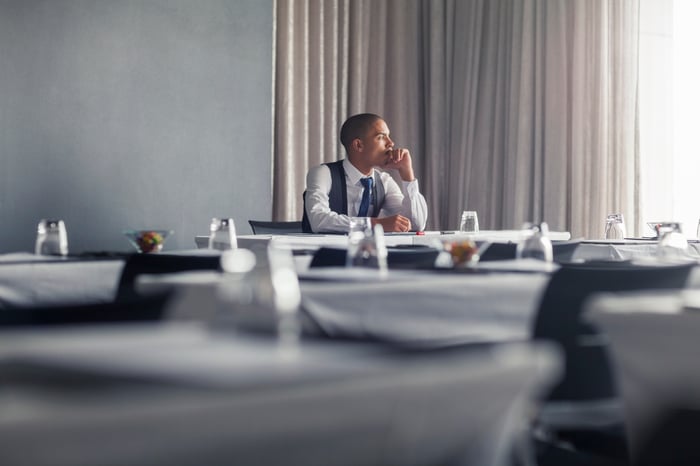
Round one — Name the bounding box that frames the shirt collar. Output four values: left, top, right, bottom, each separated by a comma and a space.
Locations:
343, 158, 374, 186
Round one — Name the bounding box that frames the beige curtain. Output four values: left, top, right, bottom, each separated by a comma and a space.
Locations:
273, 0, 640, 238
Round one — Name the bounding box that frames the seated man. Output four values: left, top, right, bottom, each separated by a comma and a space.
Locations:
302, 113, 428, 233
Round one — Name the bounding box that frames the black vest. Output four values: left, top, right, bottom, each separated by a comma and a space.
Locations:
302, 160, 379, 233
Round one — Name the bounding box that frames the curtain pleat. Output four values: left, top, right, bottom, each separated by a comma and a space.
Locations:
273, 0, 639, 238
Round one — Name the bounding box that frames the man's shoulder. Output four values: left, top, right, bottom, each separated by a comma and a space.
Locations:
306, 162, 334, 186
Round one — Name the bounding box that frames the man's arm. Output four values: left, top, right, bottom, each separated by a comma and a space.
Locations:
305, 164, 353, 233
377, 149, 428, 231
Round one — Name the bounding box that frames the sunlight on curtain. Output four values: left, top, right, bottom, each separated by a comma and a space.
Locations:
672, 0, 700, 238
640, 0, 700, 238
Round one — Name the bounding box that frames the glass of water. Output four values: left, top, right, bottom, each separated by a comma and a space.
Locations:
346, 218, 388, 272
604, 213, 626, 240
459, 211, 479, 233
209, 217, 237, 250
657, 222, 689, 258
35, 219, 68, 256
516, 222, 553, 262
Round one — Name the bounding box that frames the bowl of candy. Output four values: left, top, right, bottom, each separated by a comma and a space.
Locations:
444, 238, 480, 267
123, 230, 173, 253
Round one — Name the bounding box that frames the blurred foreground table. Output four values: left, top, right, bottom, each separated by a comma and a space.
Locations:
0, 323, 560, 466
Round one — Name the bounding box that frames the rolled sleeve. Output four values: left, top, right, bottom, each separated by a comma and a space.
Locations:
380, 175, 428, 231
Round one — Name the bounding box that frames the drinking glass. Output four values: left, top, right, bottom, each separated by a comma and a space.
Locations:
696, 218, 700, 240
516, 222, 553, 262
217, 243, 302, 356
657, 222, 689, 258
604, 213, 626, 240
459, 211, 479, 233
346, 218, 388, 272
209, 217, 237, 250
35, 219, 68, 256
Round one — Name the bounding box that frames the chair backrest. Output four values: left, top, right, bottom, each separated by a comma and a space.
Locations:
115, 253, 221, 302
248, 220, 303, 235
533, 261, 695, 401
479, 240, 581, 263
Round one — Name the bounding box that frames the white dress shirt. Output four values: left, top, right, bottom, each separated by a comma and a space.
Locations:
305, 158, 428, 233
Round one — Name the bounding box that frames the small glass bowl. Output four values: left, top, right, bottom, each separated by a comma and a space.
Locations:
444, 239, 480, 267
123, 230, 173, 253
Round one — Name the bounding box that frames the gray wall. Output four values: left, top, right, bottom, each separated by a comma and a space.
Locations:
0, 0, 273, 253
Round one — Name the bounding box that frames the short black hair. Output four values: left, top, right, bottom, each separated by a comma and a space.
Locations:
339, 113, 382, 151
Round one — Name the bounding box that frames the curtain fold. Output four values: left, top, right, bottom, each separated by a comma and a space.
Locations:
273, 0, 639, 238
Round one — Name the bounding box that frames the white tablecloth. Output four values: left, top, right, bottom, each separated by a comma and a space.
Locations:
300, 269, 551, 347
586, 291, 700, 462
0, 255, 125, 309
0, 323, 559, 466
133, 265, 551, 348
574, 240, 700, 262
196, 230, 572, 251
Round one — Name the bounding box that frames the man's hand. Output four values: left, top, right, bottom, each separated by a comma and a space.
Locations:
383, 148, 415, 182
372, 215, 412, 232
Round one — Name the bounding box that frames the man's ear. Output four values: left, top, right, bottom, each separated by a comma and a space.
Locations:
352, 138, 363, 152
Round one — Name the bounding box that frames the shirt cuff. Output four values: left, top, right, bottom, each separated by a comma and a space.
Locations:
402, 178, 420, 195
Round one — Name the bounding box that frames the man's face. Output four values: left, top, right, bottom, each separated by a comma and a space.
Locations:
360, 119, 394, 166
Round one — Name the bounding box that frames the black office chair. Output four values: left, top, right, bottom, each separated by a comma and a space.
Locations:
479, 240, 581, 263
248, 220, 303, 235
533, 261, 695, 462
115, 253, 222, 302
636, 408, 700, 466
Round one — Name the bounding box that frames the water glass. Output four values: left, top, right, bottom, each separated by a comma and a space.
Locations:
657, 222, 689, 258
604, 213, 626, 240
516, 222, 553, 262
209, 217, 237, 250
217, 244, 302, 354
459, 211, 479, 233
35, 219, 68, 256
346, 218, 388, 271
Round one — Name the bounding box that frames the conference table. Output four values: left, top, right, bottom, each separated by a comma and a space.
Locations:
2, 233, 700, 318
0, 253, 124, 309
0, 322, 560, 466
2, 233, 700, 464
573, 239, 700, 262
